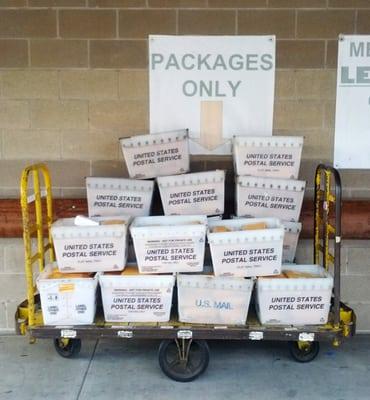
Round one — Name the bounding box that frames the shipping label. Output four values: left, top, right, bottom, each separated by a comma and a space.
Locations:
237, 187, 304, 221
236, 147, 301, 178
162, 182, 224, 215
56, 237, 125, 271
88, 189, 151, 217
124, 141, 189, 179
212, 241, 282, 277
137, 236, 205, 273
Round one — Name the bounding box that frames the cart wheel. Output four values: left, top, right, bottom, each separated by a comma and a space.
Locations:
158, 339, 209, 382
288, 341, 320, 363
54, 338, 81, 358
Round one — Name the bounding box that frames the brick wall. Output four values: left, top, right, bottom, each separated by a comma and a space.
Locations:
0, 1, 369, 197
1, 1, 370, 333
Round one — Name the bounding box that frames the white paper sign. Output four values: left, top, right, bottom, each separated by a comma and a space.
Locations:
334, 35, 370, 169
149, 35, 275, 155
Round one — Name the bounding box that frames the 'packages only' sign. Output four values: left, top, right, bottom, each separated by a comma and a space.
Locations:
334, 35, 370, 169
149, 35, 275, 155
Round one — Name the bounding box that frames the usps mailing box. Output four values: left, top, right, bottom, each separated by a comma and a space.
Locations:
208, 218, 284, 277
256, 264, 333, 325
37, 263, 98, 325
120, 129, 190, 179
233, 136, 303, 179
86, 177, 154, 218
177, 274, 253, 325
282, 221, 302, 263
51, 216, 131, 273
130, 215, 207, 274
157, 170, 225, 216
236, 176, 306, 222
99, 267, 175, 323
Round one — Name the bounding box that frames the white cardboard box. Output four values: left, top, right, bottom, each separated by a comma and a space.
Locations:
236, 176, 306, 222
207, 218, 284, 277
37, 263, 98, 325
86, 177, 154, 218
282, 221, 302, 263
157, 170, 225, 216
99, 270, 175, 323
120, 129, 190, 179
233, 136, 303, 179
130, 215, 207, 274
177, 274, 253, 325
51, 216, 131, 273
256, 264, 333, 325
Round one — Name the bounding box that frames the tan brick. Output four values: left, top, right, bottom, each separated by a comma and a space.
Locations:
238, 10, 295, 38
60, 70, 118, 99
60, 10, 116, 39
89, 0, 146, 6
297, 10, 355, 39
90, 40, 147, 68
277, 40, 325, 68
301, 129, 333, 160
30, 40, 87, 68
323, 100, 335, 130
91, 160, 128, 178
0, 100, 29, 129
0, 160, 32, 191
329, 0, 370, 7
0, 0, 27, 6
0, 10, 56, 38
3, 129, 61, 160
209, 0, 266, 6
178, 10, 235, 35
46, 160, 90, 188
119, 70, 148, 100
295, 70, 336, 100
269, 0, 326, 7
149, 0, 207, 6
275, 70, 295, 99
326, 40, 338, 68
119, 10, 176, 38
3, 239, 25, 273
0, 302, 5, 329
62, 129, 120, 160
2, 71, 58, 99
60, 188, 87, 198
274, 99, 324, 130
0, 274, 26, 302
0, 40, 28, 68
89, 100, 148, 132
30, 100, 88, 129
357, 10, 370, 34
29, 0, 86, 5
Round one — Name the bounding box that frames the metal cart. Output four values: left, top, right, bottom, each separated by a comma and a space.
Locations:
15, 163, 356, 382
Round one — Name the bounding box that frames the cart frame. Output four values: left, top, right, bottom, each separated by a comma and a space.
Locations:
15, 163, 356, 380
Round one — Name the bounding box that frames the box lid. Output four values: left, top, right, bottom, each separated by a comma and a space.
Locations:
237, 176, 306, 192
282, 221, 302, 234
120, 129, 188, 148
86, 177, 154, 192
234, 135, 303, 148
157, 170, 225, 188
178, 274, 253, 291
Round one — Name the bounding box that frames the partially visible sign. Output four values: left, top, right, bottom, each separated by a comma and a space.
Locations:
149, 35, 275, 155
334, 35, 370, 169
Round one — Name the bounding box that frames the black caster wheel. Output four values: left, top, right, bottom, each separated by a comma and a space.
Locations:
54, 338, 81, 358
158, 339, 210, 382
288, 341, 320, 363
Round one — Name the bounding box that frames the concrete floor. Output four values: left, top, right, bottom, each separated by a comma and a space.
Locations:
0, 335, 369, 400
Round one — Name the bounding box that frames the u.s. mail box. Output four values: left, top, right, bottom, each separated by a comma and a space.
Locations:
120, 129, 189, 179
207, 217, 284, 277
236, 176, 306, 222
233, 136, 303, 179
282, 221, 302, 263
157, 170, 225, 216
51, 216, 131, 273
130, 215, 207, 274
86, 177, 154, 218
